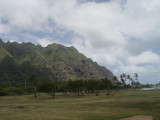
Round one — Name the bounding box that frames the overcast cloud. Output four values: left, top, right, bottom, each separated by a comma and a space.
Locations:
0, 0, 160, 84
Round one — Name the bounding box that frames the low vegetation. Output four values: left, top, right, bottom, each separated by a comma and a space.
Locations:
0, 90, 160, 120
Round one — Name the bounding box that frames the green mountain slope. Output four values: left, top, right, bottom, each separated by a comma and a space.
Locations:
0, 40, 12, 62
0, 39, 114, 87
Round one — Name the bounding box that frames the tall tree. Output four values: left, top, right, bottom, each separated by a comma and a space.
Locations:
86, 80, 96, 93
39, 82, 57, 98
95, 80, 101, 96
120, 74, 125, 86
127, 75, 131, 85
134, 73, 140, 88
29, 74, 38, 98
75, 80, 84, 96
122, 73, 127, 83
130, 78, 135, 90
101, 77, 112, 96
58, 84, 69, 96
134, 73, 138, 82
113, 76, 118, 84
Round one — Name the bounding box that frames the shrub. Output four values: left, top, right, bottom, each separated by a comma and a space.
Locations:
23, 86, 34, 94
39, 82, 56, 93
2, 86, 23, 95
0, 89, 7, 96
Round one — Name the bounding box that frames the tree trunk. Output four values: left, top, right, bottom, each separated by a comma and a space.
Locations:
106, 89, 110, 96
81, 91, 83, 96
52, 90, 55, 99
24, 79, 26, 95
34, 86, 37, 98
96, 89, 99, 96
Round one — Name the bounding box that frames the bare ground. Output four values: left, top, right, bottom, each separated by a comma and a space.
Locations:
120, 115, 153, 120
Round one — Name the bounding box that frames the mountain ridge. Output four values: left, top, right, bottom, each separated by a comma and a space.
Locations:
0, 39, 114, 87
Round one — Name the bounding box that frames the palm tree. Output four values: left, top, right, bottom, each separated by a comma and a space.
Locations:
122, 73, 127, 83
113, 76, 118, 84
134, 73, 138, 82
120, 74, 125, 86
29, 74, 38, 98
134, 73, 139, 88
130, 78, 134, 89
127, 75, 131, 85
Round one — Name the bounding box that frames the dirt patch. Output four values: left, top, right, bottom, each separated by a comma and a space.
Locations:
15, 106, 25, 108
28, 105, 35, 108
120, 115, 152, 120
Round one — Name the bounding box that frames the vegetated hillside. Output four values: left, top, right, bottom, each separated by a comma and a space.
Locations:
0, 39, 114, 87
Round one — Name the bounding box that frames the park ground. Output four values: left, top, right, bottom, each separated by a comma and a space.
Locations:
0, 90, 160, 120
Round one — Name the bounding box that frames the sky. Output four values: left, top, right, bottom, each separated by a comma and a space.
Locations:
0, 0, 160, 84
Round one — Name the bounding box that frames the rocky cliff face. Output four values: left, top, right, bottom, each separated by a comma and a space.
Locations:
0, 39, 114, 87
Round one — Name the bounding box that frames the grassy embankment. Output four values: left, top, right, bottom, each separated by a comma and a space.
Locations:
0, 90, 160, 120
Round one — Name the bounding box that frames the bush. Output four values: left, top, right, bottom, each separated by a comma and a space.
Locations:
39, 82, 56, 93
23, 86, 34, 94
2, 86, 23, 96
0, 89, 7, 96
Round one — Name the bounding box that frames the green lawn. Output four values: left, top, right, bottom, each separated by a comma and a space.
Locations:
0, 90, 160, 120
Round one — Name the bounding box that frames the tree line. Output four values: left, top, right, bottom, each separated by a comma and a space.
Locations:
0, 73, 141, 97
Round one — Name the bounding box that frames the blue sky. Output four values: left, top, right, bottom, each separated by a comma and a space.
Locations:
0, 0, 160, 84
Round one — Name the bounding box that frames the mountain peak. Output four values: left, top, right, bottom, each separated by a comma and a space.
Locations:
0, 38, 4, 47
0, 39, 114, 87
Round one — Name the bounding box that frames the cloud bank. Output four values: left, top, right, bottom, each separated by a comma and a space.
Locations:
0, 0, 160, 83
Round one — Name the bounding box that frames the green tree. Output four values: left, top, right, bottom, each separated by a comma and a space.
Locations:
101, 77, 112, 96
75, 80, 84, 96
86, 80, 96, 93
39, 82, 57, 94
67, 80, 76, 94
58, 84, 69, 96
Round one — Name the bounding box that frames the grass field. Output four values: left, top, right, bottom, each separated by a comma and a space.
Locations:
0, 90, 160, 120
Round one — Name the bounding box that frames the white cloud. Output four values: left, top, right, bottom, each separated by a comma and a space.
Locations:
128, 51, 160, 65
0, 0, 160, 83
37, 38, 55, 47
0, 0, 50, 31
50, 0, 160, 83
0, 23, 10, 34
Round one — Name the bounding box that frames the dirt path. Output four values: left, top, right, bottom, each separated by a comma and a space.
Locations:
120, 115, 152, 120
